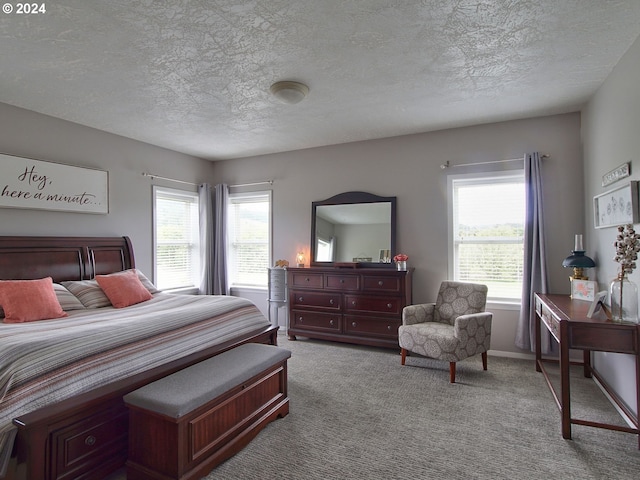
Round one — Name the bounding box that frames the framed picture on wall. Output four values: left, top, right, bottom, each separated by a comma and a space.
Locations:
593, 181, 639, 228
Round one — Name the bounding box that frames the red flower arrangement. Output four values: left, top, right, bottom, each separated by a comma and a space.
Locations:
393, 253, 408, 262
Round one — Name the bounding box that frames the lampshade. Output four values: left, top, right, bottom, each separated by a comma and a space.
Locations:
562, 251, 596, 269
562, 234, 595, 280
270, 81, 309, 104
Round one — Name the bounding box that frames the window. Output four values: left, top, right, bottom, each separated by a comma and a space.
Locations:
153, 186, 200, 290
227, 191, 271, 288
449, 171, 525, 302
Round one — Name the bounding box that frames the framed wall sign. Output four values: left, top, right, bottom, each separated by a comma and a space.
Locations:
593, 181, 639, 229
0, 153, 108, 214
602, 162, 630, 187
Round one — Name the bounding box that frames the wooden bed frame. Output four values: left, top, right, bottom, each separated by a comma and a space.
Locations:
0, 236, 279, 480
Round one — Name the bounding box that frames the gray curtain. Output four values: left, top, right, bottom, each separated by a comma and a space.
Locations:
515, 152, 549, 352
199, 183, 229, 295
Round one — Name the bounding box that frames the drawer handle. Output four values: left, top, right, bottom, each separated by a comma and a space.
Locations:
351, 300, 357, 306
378, 280, 384, 286
85, 435, 96, 446
298, 316, 303, 322
330, 319, 334, 326
329, 299, 334, 305
352, 321, 357, 327
387, 303, 393, 309
298, 296, 304, 302
387, 325, 392, 330
305, 277, 310, 282
340, 279, 345, 283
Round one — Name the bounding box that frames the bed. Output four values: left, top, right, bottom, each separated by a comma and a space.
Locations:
0, 236, 278, 480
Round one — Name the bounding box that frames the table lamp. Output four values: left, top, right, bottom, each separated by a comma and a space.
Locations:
562, 234, 596, 280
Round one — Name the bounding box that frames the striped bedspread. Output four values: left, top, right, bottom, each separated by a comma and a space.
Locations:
0, 293, 270, 471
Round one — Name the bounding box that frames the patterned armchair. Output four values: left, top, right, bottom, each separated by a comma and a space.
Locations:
398, 281, 492, 383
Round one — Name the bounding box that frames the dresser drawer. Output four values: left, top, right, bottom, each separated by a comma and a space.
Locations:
345, 295, 401, 315
344, 315, 400, 338
290, 272, 324, 288
325, 274, 359, 291
291, 310, 341, 332
362, 276, 401, 293
291, 291, 341, 310
538, 301, 560, 342
50, 406, 128, 480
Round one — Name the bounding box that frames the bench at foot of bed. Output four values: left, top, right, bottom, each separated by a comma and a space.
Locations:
123, 343, 291, 480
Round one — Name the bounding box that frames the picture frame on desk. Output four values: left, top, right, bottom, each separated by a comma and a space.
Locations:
570, 279, 597, 301
586, 290, 608, 318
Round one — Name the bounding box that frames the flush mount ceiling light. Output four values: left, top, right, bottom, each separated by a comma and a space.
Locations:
270, 81, 309, 104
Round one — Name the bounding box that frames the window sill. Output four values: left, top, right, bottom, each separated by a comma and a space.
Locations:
161, 286, 199, 295
486, 300, 521, 311
230, 285, 268, 294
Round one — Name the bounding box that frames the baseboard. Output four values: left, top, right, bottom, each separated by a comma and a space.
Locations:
488, 349, 534, 360
591, 370, 637, 428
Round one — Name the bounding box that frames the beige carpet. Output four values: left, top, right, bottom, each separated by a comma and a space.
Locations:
110, 333, 640, 479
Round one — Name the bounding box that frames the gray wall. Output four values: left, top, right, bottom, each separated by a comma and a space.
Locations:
213, 112, 584, 356
582, 34, 640, 416
0, 102, 215, 278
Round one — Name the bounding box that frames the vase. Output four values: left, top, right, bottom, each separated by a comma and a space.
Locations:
396, 260, 407, 271
609, 273, 639, 323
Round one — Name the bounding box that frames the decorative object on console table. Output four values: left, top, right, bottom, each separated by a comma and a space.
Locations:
287, 266, 412, 348
393, 253, 408, 271
610, 224, 640, 323
562, 234, 595, 280
570, 279, 597, 301
296, 252, 305, 268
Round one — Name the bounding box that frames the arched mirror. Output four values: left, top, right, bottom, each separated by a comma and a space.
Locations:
310, 191, 396, 267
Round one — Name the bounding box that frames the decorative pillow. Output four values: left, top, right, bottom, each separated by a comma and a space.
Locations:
95, 269, 153, 308
61, 279, 111, 308
135, 269, 160, 294
0, 277, 68, 323
53, 283, 86, 311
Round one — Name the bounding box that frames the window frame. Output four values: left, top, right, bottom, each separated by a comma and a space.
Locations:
447, 170, 525, 306
227, 190, 272, 289
152, 185, 200, 292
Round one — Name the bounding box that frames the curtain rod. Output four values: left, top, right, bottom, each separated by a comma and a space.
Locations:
141, 172, 273, 188
440, 154, 549, 170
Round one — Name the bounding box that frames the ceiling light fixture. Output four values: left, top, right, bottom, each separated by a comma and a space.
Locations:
270, 81, 309, 105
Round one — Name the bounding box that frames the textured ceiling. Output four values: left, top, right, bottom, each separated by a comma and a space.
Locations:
2, 1, 640, 160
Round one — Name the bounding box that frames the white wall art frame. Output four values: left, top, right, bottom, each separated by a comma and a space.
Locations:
0, 153, 108, 214
593, 180, 639, 229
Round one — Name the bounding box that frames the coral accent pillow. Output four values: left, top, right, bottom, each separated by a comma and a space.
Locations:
95, 270, 153, 308
0, 277, 68, 323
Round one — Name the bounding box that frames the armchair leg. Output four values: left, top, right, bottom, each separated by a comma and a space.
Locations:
449, 362, 456, 383
401, 348, 407, 365
482, 351, 488, 371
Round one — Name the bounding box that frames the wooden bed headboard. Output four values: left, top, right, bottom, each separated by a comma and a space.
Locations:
0, 236, 135, 282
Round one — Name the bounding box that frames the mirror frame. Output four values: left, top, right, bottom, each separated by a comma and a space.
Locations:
310, 191, 397, 268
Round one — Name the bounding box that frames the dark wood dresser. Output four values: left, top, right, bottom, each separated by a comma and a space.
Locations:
287, 267, 412, 348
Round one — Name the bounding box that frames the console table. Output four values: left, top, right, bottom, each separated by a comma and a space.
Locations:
534, 293, 640, 447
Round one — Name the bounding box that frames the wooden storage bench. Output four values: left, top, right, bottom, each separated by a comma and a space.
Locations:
123, 343, 291, 480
